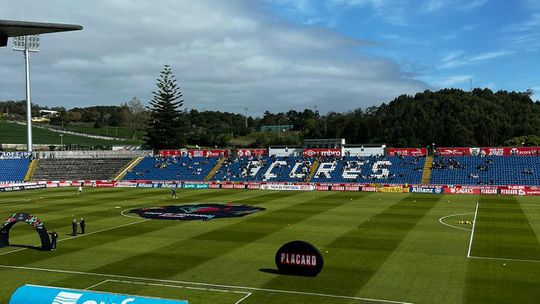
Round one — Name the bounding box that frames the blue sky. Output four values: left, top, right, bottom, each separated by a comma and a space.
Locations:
0, 0, 539, 114
266, 0, 540, 96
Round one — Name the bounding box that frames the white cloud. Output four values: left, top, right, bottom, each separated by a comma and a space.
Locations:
422, 0, 488, 12
0, 0, 428, 114
469, 50, 513, 61
439, 50, 512, 68
433, 74, 473, 87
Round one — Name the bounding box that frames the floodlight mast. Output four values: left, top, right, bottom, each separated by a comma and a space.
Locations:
13, 35, 39, 152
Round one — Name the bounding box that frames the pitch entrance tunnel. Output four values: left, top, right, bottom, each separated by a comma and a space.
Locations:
0, 212, 51, 251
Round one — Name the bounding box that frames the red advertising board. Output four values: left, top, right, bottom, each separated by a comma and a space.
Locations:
236, 149, 267, 157
159, 150, 184, 157
436, 147, 470, 156
331, 186, 345, 191
481, 147, 540, 156
387, 148, 427, 156
437, 147, 540, 157
187, 149, 229, 158
303, 148, 342, 158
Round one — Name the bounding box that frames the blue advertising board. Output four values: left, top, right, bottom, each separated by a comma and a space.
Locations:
9, 285, 188, 304
182, 183, 209, 189
409, 187, 443, 194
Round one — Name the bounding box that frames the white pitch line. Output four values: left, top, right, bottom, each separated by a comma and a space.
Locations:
0, 219, 149, 256
235, 292, 252, 304
0, 247, 27, 256
58, 218, 150, 243
108, 279, 249, 295
85, 279, 110, 290
466, 203, 480, 258
438, 212, 474, 231
86, 279, 250, 304
469, 255, 540, 264
0, 264, 413, 304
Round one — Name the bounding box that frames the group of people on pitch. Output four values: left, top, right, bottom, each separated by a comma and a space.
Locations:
47, 218, 86, 250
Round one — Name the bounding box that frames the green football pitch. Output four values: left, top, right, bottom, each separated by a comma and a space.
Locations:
1, 188, 540, 303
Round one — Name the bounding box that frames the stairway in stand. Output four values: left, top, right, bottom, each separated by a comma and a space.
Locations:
421, 156, 433, 184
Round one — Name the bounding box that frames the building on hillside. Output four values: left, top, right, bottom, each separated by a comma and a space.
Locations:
259, 125, 294, 132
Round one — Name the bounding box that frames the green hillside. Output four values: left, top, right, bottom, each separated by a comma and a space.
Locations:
0, 121, 140, 147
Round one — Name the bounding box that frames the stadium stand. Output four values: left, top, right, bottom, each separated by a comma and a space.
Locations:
33, 158, 132, 180
123, 156, 219, 181
0, 158, 31, 183
211, 156, 312, 182
311, 156, 425, 184
430, 155, 540, 186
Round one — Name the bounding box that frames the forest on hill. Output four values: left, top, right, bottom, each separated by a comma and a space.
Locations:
1, 88, 538, 148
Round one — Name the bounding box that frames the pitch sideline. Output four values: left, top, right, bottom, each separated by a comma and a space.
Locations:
0, 264, 413, 304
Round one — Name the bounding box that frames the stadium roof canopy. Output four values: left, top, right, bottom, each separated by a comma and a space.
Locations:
0, 19, 83, 47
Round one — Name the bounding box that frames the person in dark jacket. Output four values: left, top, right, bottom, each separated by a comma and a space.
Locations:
71, 219, 78, 236
80, 218, 86, 234
49, 230, 58, 250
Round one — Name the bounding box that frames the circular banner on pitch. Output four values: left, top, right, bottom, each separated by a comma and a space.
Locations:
130, 204, 265, 221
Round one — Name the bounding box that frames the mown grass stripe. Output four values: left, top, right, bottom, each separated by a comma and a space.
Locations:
0, 190, 285, 264
463, 195, 540, 303
12, 192, 306, 286
470, 196, 540, 260
260, 194, 440, 297
74, 192, 367, 281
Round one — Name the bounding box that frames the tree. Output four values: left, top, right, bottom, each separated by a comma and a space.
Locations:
121, 97, 148, 140
145, 65, 186, 149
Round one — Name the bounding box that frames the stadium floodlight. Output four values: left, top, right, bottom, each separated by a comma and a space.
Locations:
13, 35, 40, 152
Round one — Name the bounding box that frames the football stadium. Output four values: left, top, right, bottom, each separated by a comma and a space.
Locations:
2, 2, 540, 304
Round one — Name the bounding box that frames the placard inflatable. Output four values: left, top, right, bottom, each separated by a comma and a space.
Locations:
275, 240, 324, 276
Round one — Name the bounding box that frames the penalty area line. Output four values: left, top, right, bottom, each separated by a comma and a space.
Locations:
0, 264, 413, 304
466, 203, 479, 258
86, 279, 252, 304
468, 255, 540, 264
84, 279, 110, 290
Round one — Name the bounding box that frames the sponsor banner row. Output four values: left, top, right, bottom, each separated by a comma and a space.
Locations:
387, 148, 427, 157
0, 184, 46, 192
0, 151, 32, 159
437, 147, 540, 156
159, 149, 229, 158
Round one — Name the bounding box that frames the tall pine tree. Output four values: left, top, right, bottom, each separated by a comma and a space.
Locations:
145, 65, 186, 149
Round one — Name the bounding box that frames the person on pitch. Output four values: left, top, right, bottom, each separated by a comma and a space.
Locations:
49, 230, 58, 250
80, 218, 86, 234
171, 188, 177, 199
71, 219, 78, 236
77, 183, 83, 195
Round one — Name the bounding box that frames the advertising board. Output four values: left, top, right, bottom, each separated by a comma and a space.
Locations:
387, 148, 427, 156
302, 149, 342, 158
8, 285, 188, 304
